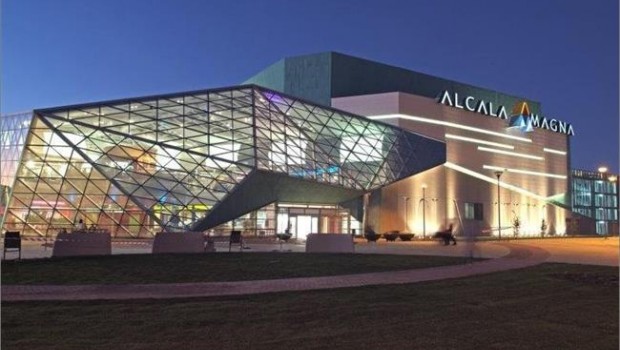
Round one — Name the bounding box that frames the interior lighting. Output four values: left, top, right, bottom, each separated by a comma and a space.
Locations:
279, 204, 309, 208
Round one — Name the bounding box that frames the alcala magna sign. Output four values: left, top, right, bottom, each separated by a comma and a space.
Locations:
438, 90, 575, 136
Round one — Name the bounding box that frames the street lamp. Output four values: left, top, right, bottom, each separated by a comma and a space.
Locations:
541, 204, 547, 236
422, 184, 427, 239
494, 170, 504, 240
403, 196, 410, 232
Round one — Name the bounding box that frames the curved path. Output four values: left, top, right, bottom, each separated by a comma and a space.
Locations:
1, 243, 550, 302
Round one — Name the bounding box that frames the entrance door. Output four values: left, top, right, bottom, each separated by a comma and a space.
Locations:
596, 221, 608, 235
295, 215, 318, 240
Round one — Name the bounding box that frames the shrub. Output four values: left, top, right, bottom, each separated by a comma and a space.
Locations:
365, 232, 381, 242
399, 233, 415, 241
384, 232, 399, 242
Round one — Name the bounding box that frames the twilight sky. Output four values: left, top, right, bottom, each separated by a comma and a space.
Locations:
2, 0, 618, 172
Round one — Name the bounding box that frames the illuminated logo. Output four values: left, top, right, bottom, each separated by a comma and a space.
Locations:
438, 90, 508, 119
508, 102, 534, 132
437, 90, 575, 136
507, 101, 575, 136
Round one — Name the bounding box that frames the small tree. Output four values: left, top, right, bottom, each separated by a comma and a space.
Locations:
540, 219, 547, 237
512, 216, 520, 237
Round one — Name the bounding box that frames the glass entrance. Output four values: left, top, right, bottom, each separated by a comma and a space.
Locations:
294, 215, 318, 240
275, 203, 362, 239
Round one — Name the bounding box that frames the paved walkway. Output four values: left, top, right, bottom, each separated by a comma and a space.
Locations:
510, 237, 619, 266
1, 242, 550, 302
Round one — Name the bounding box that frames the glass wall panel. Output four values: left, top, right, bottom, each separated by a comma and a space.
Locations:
2, 86, 437, 237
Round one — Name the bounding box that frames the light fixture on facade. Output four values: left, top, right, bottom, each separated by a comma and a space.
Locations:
477, 146, 544, 160
543, 147, 567, 155
483, 165, 567, 179
368, 114, 532, 143
445, 133, 514, 149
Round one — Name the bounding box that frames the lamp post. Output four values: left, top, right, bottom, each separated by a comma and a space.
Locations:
541, 204, 547, 236
403, 196, 410, 232
422, 184, 427, 239
494, 171, 504, 240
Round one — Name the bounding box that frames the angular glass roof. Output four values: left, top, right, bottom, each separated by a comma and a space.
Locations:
1, 85, 445, 236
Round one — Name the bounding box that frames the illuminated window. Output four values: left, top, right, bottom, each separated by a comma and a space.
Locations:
269, 139, 306, 166
340, 134, 383, 163
46, 132, 84, 158
464, 202, 483, 220
156, 146, 182, 170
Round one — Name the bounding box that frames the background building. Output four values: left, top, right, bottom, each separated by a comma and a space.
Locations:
571, 169, 619, 235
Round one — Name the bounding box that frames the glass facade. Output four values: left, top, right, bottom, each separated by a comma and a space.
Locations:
0, 112, 33, 229
201, 202, 361, 239
0, 86, 444, 238
571, 169, 619, 235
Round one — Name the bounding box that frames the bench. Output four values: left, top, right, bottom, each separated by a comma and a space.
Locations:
229, 230, 243, 252
3, 231, 21, 260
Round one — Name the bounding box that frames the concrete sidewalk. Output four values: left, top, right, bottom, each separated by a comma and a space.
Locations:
1, 243, 549, 302
6, 237, 511, 260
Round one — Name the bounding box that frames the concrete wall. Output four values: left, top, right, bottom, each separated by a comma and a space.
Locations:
305, 233, 354, 253
152, 231, 205, 254
52, 231, 111, 257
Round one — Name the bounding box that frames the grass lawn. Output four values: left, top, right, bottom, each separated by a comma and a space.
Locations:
2, 263, 617, 350
1, 253, 476, 284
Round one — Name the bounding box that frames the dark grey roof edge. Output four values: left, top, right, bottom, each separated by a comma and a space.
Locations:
33, 84, 259, 114
277, 51, 542, 106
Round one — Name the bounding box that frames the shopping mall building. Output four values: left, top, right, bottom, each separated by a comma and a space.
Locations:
1, 52, 594, 239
